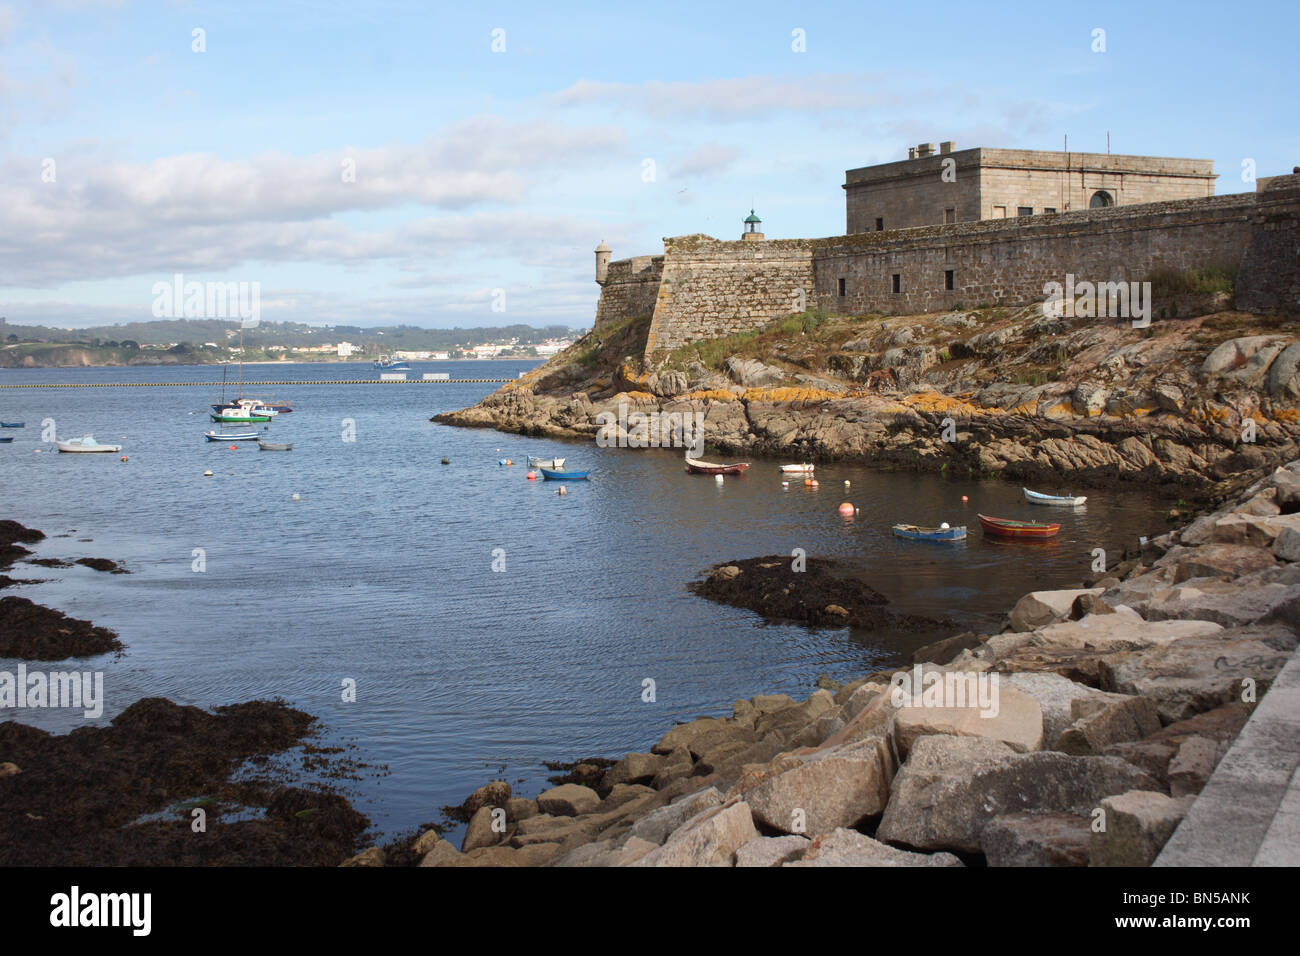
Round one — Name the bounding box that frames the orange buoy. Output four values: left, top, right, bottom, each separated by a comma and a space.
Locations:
961, 495, 969, 502
527, 471, 537, 480
838, 502, 855, 517
809, 479, 819, 488
120, 456, 128, 462
229, 444, 238, 450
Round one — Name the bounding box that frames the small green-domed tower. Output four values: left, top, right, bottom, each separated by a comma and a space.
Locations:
742, 209, 764, 241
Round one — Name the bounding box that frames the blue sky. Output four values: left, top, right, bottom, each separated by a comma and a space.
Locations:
2, 0, 1296, 329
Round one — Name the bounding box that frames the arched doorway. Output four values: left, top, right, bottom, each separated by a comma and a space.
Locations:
1090, 190, 1114, 208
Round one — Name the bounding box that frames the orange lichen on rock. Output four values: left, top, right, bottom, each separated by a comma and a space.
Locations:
743, 386, 838, 404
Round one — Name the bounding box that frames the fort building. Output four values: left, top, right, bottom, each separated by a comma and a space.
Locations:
590, 146, 1298, 361
843, 143, 1217, 233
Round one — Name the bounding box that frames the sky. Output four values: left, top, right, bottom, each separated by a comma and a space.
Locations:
1, 0, 1296, 330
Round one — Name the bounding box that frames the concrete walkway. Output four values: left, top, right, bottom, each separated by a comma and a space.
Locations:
1156, 648, 1300, 866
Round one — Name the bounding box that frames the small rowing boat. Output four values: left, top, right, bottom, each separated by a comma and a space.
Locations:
779, 463, 815, 473
978, 514, 1061, 538
540, 467, 589, 480
527, 455, 566, 468
0, 436, 13, 444
685, 458, 750, 476
1024, 487, 1087, 507
257, 440, 293, 451
204, 430, 260, 442
0, 421, 24, 428
55, 435, 122, 454
893, 523, 967, 542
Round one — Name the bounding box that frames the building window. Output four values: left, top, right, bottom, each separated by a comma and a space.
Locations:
1044, 207, 1057, 214
837, 278, 846, 297
875, 217, 884, 231
1017, 206, 1033, 217
944, 208, 955, 224
892, 274, 901, 294
944, 270, 954, 291
992, 205, 1006, 219
1090, 191, 1113, 208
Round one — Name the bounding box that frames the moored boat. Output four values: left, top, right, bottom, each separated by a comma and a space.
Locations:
0, 436, 13, 444
0, 421, 24, 428
257, 440, 293, 451
779, 463, 815, 473
55, 435, 122, 454
540, 467, 589, 480
685, 458, 750, 476
204, 430, 260, 442
527, 455, 566, 468
893, 523, 967, 542
978, 514, 1061, 538
374, 354, 410, 372
1023, 487, 1087, 507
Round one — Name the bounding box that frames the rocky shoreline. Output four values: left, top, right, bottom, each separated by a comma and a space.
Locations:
347, 463, 1300, 867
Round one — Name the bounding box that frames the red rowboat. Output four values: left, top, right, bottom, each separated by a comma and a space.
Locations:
685, 457, 750, 476
978, 514, 1061, 539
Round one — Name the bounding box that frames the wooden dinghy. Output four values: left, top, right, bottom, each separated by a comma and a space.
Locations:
892, 523, 967, 542
1023, 487, 1087, 507
685, 458, 750, 476
978, 514, 1061, 539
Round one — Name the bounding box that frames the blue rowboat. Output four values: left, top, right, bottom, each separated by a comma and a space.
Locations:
892, 523, 967, 543
204, 430, 260, 441
0, 436, 13, 443
540, 467, 589, 480
0, 422, 24, 428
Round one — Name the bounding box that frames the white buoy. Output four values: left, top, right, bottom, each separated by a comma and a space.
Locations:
844, 480, 851, 487
715, 474, 724, 483
291, 493, 301, 501
940, 522, 950, 529
203, 469, 213, 477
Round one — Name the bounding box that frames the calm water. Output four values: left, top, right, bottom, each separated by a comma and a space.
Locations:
0, 360, 1174, 838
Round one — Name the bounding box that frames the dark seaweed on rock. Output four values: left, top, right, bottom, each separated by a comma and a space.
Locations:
690, 555, 952, 631
0, 697, 368, 866
0, 595, 125, 659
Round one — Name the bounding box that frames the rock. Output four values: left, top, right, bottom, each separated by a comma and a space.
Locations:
536, 784, 601, 817
1091, 790, 1194, 866
0, 762, 19, 777
711, 565, 742, 582
600, 783, 658, 812
411, 829, 442, 857
1152, 382, 1185, 413
1208, 513, 1300, 548
752, 693, 797, 714
463, 780, 511, 816
732, 698, 758, 727
339, 846, 385, 867
516, 843, 564, 866
1168, 736, 1219, 798
462, 805, 506, 852
1265, 342, 1300, 400
651, 716, 732, 755
1201, 335, 1282, 376
1028, 608, 1224, 652
553, 836, 655, 867
1103, 703, 1249, 786
753, 690, 835, 741
724, 356, 784, 387
602, 752, 664, 790
1274, 526, 1300, 562
735, 835, 811, 867
742, 738, 894, 836
418, 841, 463, 867
1056, 695, 1162, 754
1010, 589, 1106, 632
877, 735, 1159, 853
788, 828, 963, 867
630, 800, 759, 867
1099, 628, 1291, 722
1005, 672, 1115, 747
628, 787, 724, 845
650, 747, 694, 789
824, 604, 849, 617
892, 681, 1044, 756
1071, 381, 1109, 417
912, 631, 985, 665
1155, 542, 1278, 582
1236, 489, 1281, 517
1134, 579, 1300, 629
980, 812, 1092, 867
506, 797, 538, 822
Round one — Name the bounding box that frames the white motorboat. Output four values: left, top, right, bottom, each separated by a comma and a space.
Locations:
55, 434, 122, 454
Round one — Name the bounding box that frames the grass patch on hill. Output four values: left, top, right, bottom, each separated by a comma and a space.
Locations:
1147, 264, 1236, 298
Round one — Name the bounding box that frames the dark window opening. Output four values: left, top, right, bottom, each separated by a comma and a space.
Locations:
1017, 206, 1033, 217
1090, 191, 1113, 208
1044, 206, 1057, 214
875, 217, 884, 231
891, 274, 901, 294
837, 278, 846, 297
944, 270, 954, 291
944, 208, 955, 224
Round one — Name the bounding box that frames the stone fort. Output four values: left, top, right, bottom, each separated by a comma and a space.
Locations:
590, 143, 1299, 362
